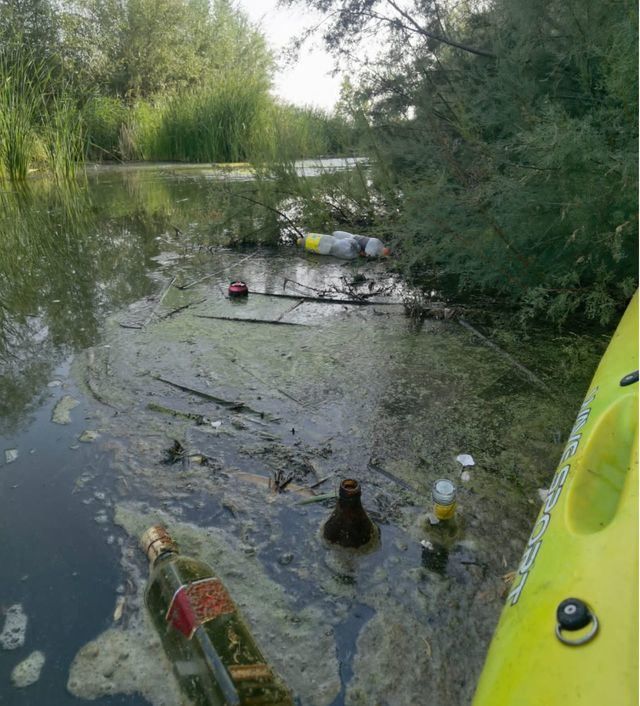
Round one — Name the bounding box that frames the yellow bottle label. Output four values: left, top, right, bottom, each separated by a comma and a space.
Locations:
434, 501, 456, 521
304, 233, 323, 253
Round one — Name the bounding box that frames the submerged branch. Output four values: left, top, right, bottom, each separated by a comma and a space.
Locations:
195, 314, 307, 326
457, 319, 551, 393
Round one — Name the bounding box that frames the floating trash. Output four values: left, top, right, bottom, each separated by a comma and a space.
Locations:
79, 430, 100, 443
51, 396, 80, 424
113, 596, 126, 622
455, 454, 475, 467
0, 604, 28, 650
4, 448, 18, 464
11, 650, 45, 687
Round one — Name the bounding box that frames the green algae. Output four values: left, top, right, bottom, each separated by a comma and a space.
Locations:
66, 252, 599, 705
68, 502, 341, 706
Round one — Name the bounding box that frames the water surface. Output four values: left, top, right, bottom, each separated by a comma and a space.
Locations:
0, 165, 607, 705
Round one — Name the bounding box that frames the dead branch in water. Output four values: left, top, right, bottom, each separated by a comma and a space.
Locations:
195, 314, 307, 326
457, 318, 551, 393
151, 374, 268, 416
177, 252, 258, 290
159, 298, 206, 320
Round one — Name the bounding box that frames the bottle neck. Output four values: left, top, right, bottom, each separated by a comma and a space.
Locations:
141, 525, 179, 565
151, 548, 178, 567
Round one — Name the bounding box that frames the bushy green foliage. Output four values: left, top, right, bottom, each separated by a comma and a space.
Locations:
83, 96, 129, 160
285, 0, 638, 325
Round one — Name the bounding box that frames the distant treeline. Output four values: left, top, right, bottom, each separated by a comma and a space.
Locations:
0, 0, 353, 179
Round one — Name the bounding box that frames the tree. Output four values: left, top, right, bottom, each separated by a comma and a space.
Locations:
281, 0, 638, 323
0, 0, 59, 57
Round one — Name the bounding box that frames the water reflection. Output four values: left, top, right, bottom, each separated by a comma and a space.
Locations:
0, 171, 293, 431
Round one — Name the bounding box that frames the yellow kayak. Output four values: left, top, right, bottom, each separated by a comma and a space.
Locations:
473, 291, 639, 706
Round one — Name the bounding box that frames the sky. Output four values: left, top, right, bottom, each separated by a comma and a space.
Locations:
238, 0, 343, 111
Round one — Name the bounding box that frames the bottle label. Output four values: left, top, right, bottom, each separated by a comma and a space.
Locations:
228, 664, 273, 682
304, 233, 323, 252
166, 578, 235, 638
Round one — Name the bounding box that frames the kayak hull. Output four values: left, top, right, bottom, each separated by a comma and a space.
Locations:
473, 292, 639, 706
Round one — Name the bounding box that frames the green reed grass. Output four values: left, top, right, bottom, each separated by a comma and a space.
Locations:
0, 50, 85, 181
92, 78, 350, 164
0, 51, 44, 180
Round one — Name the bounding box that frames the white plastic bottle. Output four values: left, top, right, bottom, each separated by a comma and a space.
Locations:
330, 237, 360, 259
354, 235, 389, 258
297, 233, 334, 255
332, 230, 390, 257
331, 230, 356, 241
297, 233, 360, 259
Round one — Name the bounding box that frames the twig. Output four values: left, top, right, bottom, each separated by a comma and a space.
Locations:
275, 299, 305, 322
368, 461, 416, 491
249, 290, 402, 306
151, 374, 266, 416
309, 475, 332, 490
177, 252, 258, 290
146, 402, 209, 424
195, 314, 308, 327
159, 298, 206, 320
457, 318, 551, 393
225, 189, 306, 239
297, 493, 336, 505
224, 356, 304, 407
84, 375, 121, 410
141, 277, 176, 327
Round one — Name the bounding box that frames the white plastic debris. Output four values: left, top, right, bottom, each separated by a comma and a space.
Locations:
4, 449, 18, 464
456, 454, 475, 467
0, 604, 28, 650
79, 430, 99, 443
210, 420, 222, 429
11, 650, 45, 687
51, 396, 80, 424
461, 471, 472, 483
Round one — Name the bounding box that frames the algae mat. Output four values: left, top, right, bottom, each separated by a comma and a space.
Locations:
67, 252, 577, 706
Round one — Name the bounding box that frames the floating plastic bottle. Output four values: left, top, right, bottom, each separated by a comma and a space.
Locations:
322, 479, 379, 549
141, 525, 293, 706
331, 231, 390, 257
297, 233, 360, 259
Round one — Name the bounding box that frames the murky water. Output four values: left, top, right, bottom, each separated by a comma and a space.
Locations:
0, 164, 607, 705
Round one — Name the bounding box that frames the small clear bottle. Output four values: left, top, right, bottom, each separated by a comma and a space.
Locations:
322, 479, 379, 549
141, 526, 293, 706
422, 479, 460, 574
432, 478, 457, 521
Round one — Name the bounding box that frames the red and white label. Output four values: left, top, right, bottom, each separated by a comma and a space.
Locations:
166, 578, 235, 638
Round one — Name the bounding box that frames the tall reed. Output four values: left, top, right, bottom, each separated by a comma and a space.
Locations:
0, 50, 85, 181
0, 51, 45, 180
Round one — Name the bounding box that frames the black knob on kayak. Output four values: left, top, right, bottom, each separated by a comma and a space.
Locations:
620, 370, 639, 387
557, 598, 591, 631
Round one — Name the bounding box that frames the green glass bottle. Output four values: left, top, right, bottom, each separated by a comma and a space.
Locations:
141, 526, 293, 706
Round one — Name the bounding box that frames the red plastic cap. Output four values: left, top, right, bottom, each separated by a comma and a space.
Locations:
382, 247, 391, 257
228, 281, 249, 297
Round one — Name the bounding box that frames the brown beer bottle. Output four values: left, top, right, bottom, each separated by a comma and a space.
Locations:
141, 525, 293, 706
322, 479, 379, 549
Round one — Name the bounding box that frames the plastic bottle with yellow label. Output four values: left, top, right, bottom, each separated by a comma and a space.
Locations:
297, 233, 360, 259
